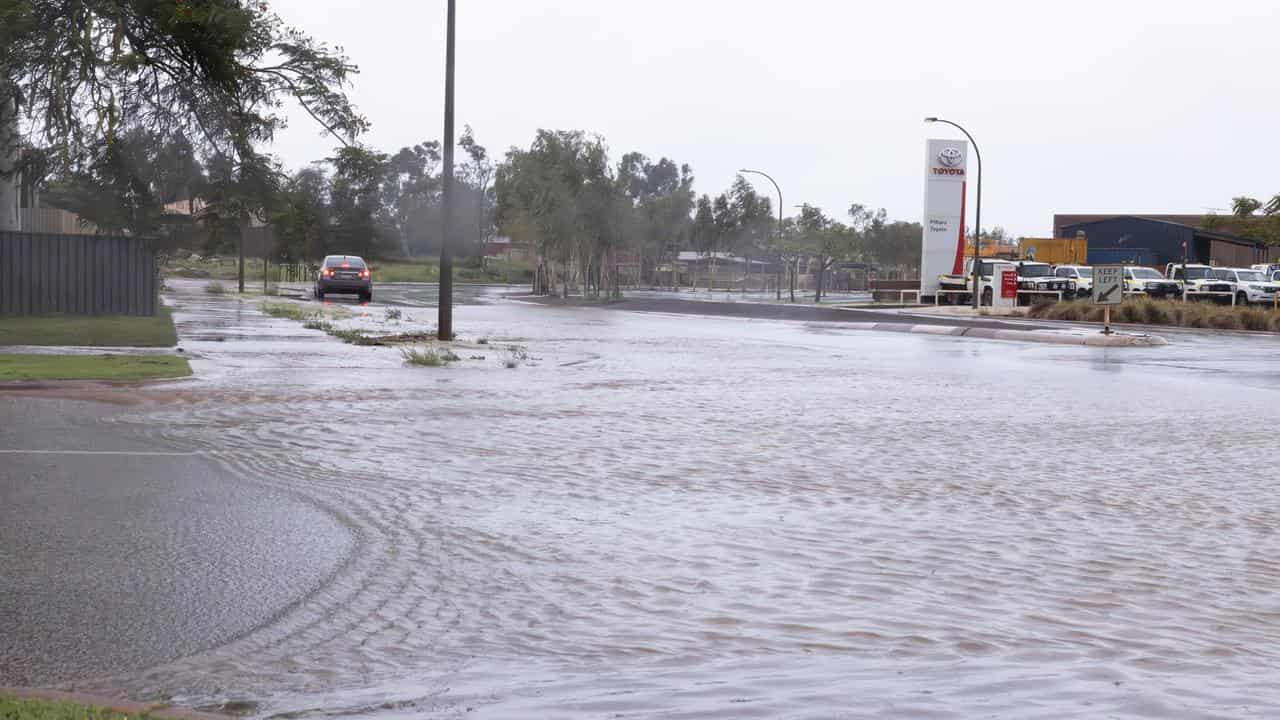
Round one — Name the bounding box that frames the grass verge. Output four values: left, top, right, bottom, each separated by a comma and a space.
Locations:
0, 309, 178, 347
371, 257, 533, 284
0, 696, 153, 720
1027, 297, 1280, 331
0, 354, 191, 382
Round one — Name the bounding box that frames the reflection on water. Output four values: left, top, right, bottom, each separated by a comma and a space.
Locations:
67, 283, 1280, 717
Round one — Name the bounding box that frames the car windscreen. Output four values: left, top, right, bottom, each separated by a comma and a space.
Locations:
1183, 267, 1213, 279
1212, 269, 1233, 280
1075, 267, 1093, 278
1019, 264, 1053, 277
1130, 268, 1162, 279
325, 258, 366, 269
1236, 271, 1266, 282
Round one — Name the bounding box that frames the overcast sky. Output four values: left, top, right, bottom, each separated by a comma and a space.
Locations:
266, 0, 1280, 238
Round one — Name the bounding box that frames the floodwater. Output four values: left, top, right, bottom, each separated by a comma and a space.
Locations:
16, 280, 1280, 718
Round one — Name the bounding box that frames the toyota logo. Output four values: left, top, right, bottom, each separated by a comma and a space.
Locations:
937, 148, 963, 168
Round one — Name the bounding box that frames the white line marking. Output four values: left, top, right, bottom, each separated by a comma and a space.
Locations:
0, 449, 201, 457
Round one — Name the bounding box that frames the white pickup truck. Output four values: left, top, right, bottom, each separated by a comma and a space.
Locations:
937, 257, 997, 304
938, 259, 1073, 305
1053, 265, 1092, 298
1124, 267, 1182, 298
1164, 263, 1235, 299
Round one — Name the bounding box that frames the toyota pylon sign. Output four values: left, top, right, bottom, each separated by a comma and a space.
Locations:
920, 139, 969, 298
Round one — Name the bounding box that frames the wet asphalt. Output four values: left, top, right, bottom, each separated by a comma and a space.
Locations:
6, 279, 1280, 718
0, 396, 352, 687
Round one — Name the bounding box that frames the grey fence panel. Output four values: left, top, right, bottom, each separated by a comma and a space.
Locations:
0, 231, 158, 316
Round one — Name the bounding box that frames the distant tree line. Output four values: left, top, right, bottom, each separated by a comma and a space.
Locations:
1204, 195, 1280, 248
494, 128, 924, 297
1, 1, 925, 297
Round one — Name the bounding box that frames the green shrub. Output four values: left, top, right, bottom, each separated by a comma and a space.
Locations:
1027, 296, 1279, 332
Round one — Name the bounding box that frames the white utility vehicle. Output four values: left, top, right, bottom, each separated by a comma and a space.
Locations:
1164, 263, 1235, 299
1213, 267, 1280, 305
1124, 267, 1181, 298
1053, 265, 1092, 298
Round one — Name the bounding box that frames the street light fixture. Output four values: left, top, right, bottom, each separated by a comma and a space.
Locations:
924, 117, 983, 309
739, 168, 783, 300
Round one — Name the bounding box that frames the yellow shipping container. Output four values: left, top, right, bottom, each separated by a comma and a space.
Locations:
1018, 237, 1087, 265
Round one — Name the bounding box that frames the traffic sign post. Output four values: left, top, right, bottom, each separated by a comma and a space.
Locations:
1092, 264, 1124, 335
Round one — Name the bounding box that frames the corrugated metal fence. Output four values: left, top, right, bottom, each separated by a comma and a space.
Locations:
0, 231, 158, 316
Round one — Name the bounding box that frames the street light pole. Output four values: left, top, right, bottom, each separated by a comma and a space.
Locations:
739, 169, 782, 300
437, 0, 457, 340
924, 117, 982, 309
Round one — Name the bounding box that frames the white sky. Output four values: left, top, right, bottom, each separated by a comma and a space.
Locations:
266, 0, 1280, 238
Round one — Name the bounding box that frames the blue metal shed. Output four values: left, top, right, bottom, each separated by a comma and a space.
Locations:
1059, 216, 1264, 268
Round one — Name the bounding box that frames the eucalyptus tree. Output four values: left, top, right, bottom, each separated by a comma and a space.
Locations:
0, 0, 366, 290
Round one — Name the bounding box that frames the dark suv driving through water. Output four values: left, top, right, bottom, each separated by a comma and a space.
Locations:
315, 255, 372, 301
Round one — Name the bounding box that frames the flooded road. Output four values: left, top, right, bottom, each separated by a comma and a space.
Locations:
8, 280, 1280, 718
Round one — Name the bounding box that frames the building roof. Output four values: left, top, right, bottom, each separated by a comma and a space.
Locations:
1054, 212, 1253, 237
1060, 215, 1259, 246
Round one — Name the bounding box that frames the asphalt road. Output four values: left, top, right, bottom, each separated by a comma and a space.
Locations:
0, 395, 353, 688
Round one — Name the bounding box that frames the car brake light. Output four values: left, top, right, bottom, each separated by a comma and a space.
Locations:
341, 262, 350, 268
324, 269, 334, 277
360, 269, 370, 278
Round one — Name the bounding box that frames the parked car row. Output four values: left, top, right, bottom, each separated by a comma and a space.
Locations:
937, 259, 1075, 305
937, 259, 1280, 306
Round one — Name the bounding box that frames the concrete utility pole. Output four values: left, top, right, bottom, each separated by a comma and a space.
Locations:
925, 117, 982, 308
437, 0, 457, 340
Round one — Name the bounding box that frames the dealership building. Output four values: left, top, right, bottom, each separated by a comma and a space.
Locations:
1053, 214, 1268, 268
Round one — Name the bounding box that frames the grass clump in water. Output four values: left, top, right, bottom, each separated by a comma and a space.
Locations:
401, 346, 459, 367
259, 302, 316, 322
204, 280, 227, 295
303, 319, 333, 332
330, 328, 380, 346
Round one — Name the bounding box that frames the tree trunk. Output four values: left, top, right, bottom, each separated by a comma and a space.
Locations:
398, 228, 411, 258
815, 257, 825, 303
237, 218, 248, 293
0, 92, 19, 232
789, 259, 796, 303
